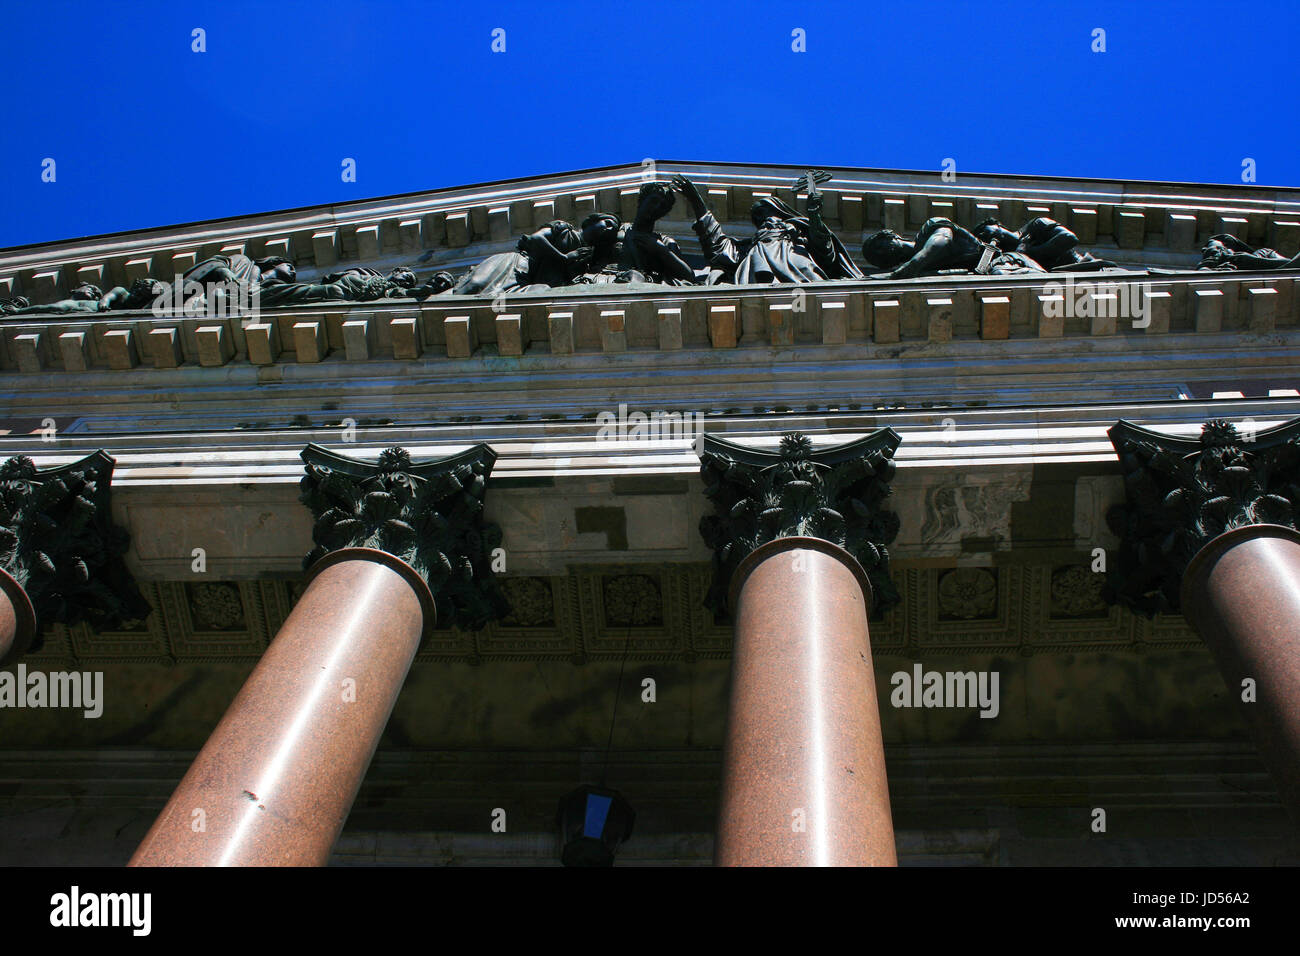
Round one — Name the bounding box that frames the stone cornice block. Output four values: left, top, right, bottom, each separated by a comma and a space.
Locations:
1071, 207, 1098, 244
102, 328, 138, 369
707, 305, 738, 349
706, 188, 731, 222
872, 298, 900, 343
58, 331, 90, 372
399, 219, 423, 252
299, 443, 509, 632
495, 314, 523, 356
820, 300, 847, 345
1248, 286, 1278, 333
1215, 213, 1248, 239
148, 327, 183, 368
1144, 289, 1172, 334
574, 194, 597, 222
123, 257, 153, 283
343, 317, 373, 361
196, 324, 234, 367
547, 311, 574, 354
1036, 294, 1064, 337
468, 207, 490, 239
487, 208, 511, 242
311, 229, 339, 267
293, 321, 326, 363
883, 198, 905, 231
445, 212, 471, 247
1270, 220, 1300, 257
768, 302, 795, 347
1115, 210, 1146, 249
927, 297, 954, 342
979, 295, 1010, 340
444, 315, 475, 359
169, 250, 197, 276
31, 271, 60, 299
531, 199, 556, 224
840, 193, 863, 232
1166, 212, 1198, 252
74, 263, 104, 287
600, 310, 627, 352
1194, 287, 1224, 333
355, 224, 381, 260
390, 314, 422, 360
245, 322, 280, 365
1089, 292, 1118, 336
261, 236, 292, 260
657, 308, 683, 350
13, 333, 42, 373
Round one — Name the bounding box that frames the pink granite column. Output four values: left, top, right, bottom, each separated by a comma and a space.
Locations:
1181, 524, 1300, 822
716, 536, 896, 866
0, 567, 36, 667
129, 548, 433, 866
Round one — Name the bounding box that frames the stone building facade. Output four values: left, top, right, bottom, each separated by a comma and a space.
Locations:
1, 160, 1298, 865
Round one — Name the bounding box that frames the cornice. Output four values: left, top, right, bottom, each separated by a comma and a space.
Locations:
3, 160, 1297, 302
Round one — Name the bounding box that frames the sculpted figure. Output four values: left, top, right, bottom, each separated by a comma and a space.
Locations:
975, 217, 1117, 271
258, 265, 418, 306
569, 183, 699, 286
185, 254, 296, 289
1, 279, 165, 316
449, 220, 583, 296
862, 218, 998, 278
1197, 234, 1300, 271
673, 171, 862, 284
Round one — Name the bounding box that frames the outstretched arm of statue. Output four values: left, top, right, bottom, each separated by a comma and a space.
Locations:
98, 286, 134, 310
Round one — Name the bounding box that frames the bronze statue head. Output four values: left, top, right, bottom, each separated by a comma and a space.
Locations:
974, 218, 1020, 250
862, 230, 912, 267
636, 182, 677, 221
581, 213, 621, 247
387, 267, 417, 289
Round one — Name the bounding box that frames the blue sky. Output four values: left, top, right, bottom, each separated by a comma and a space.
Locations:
4, 0, 1297, 248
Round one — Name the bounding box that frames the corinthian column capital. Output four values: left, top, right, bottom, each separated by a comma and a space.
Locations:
299, 443, 509, 632
1105, 418, 1300, 614
0, 450, 147, 663
698, 430, 901, 616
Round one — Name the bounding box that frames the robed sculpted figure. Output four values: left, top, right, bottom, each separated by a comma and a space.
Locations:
672, 171, 862, 284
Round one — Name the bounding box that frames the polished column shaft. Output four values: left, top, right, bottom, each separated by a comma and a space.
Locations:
1182, 524, 1300, 822
130, 549, 429, 866
716, 537, 896, 866
0, 567, 36, 667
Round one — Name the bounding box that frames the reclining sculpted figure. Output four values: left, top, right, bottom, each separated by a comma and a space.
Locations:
862, 218, 1001, 278
975, 217, 1117, 271
1, 279, 167, 316
1197, 234, 1300, 271
447, 220, 584, 296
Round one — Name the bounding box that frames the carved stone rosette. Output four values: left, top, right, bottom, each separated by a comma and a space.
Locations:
299, 444, 510, 632
0, 451, 147, 657
698, 430, 902, 615
1104, 418, 1300, 614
